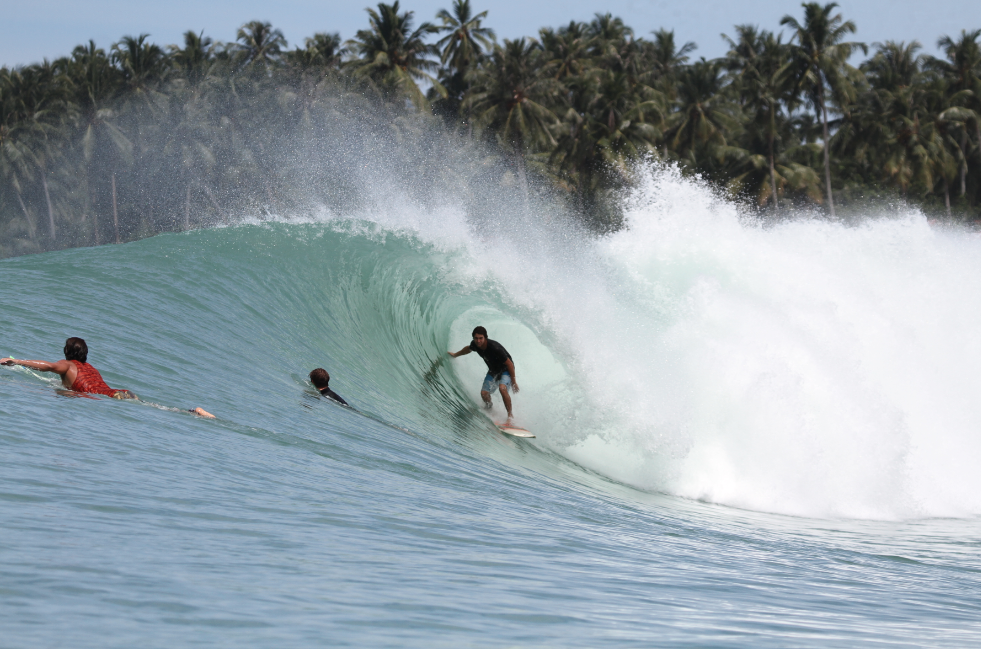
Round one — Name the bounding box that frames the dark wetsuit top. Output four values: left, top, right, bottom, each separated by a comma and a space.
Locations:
318, 387, 348, 406
469, 339, 513, 378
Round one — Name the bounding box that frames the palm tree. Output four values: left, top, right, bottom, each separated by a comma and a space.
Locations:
435, 0, 495, 132
587, 13, 632, 59
648, 29, 697, 97
170, 31, 215, 86
111, 34, 173, 239
2, 62, 70, 241
0, 67, 41, 242
469, 38, 557, 204
348, 2, 443, 109
781, 2, 866, 216
662, 59, 739, 172
588, 15, 652, 91
832, 40, 909, 196
163, 105, 216, 230
287, 33, 346, 72
864, 39, 921, 92
845, 41, 964, 212
923, 75, 969, 215
112, 34, 170, 102
61, 41, 131, 244
723, 140, 823, 209
235, 21, 287, 71
724, 26, 796, 211
437, 0, 495, 74
926, 30, 981, 202
551, 68, 661, 221
847, 41, 925, 196
540, 22, 592, 81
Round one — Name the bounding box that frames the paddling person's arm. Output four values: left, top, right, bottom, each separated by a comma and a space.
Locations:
505, 358, 519, 393
448, 347, 471, 358
190, 407, 216, 419
1, 357, 71, 377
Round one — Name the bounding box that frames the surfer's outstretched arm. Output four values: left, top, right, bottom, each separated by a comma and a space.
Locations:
1, 357, 71, 377
448, 347, 471, 358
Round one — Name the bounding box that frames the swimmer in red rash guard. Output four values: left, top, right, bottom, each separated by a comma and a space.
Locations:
2, 337, 215, 418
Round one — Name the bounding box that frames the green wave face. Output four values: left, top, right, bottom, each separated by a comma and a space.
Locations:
7, 164, 981, 522
0, 220, 578, 453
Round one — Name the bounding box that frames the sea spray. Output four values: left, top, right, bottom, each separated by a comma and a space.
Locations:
534, 164, 981, 520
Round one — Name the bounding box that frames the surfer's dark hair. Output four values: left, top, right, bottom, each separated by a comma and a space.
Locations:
64, 337, 88, 363
309, 368, 330, 389
472, 326, 488, 338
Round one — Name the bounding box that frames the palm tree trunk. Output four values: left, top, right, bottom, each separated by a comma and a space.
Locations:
976, 121, 981, 204
15, 189, 37, 241
819, 91, 835, 217
263, 176, 277, 214
513, 145, 530, 216
83, 169, 99, 245
960, 131, 968, 196
944, 176, 951, 218
92, 187, 100, 246
576, 162, 588, 216
184, 184, 191, 230
112, 172, 121, 244
768, 105, 778, 214
467, 80, 473, 140
201, 184, 226, 222
769, 150, 778, 214
41, 172, 56, 240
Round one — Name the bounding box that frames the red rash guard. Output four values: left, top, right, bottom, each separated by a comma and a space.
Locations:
68, 360, 119, 397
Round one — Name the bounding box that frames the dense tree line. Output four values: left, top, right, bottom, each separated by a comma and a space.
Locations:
2, 0, 980, 257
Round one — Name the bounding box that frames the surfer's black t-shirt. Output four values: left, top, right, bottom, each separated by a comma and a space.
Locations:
319, 387, 348, 406
469, 339, 513, 377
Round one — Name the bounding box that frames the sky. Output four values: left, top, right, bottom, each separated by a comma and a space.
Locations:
2, 0, 978, 68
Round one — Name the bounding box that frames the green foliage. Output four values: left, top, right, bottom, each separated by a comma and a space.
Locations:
781, 2, 867, 216
1, 4, 981, 258
347, 2, 443, 109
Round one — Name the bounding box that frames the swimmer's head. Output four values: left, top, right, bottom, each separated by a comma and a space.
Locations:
64, 337, 88, 363
309, 368, 330, 389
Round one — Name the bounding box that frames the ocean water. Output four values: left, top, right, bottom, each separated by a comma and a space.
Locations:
2, 166, 981, 646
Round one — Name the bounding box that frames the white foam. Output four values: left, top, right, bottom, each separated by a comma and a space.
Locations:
542, 165, 981, 520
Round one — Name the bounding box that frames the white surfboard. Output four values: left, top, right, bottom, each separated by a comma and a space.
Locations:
497, 423, 535, 438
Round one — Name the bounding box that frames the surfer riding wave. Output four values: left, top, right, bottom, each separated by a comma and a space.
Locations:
448, 326, 519, 425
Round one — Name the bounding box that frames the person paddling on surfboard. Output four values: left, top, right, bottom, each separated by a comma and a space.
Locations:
448, 326, 519, 425
309, 368, 349, 406
1, 337, 215, 418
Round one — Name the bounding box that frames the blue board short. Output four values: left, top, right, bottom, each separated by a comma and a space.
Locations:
482, 371, 512, 393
